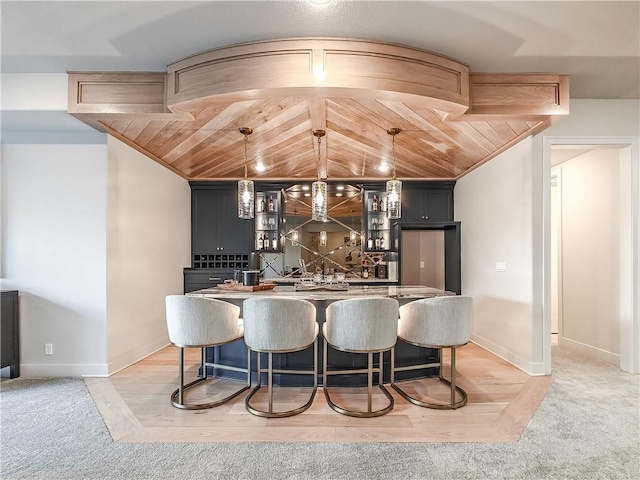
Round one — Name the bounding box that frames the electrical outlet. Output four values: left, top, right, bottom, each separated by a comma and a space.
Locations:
420, 261, 425, 268
496, 262, 507, 272
45, 343, 53, 355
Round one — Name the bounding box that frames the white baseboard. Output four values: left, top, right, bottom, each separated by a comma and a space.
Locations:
105, 336, 171, 376
20, 363, 109, 377
558, 336, 620, 366
470, 333, 545, 376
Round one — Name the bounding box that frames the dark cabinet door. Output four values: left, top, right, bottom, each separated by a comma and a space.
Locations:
192, 189, 220, 254
216, 188, 253, 253
400, 184, 454, 223
191, 187, 253, 254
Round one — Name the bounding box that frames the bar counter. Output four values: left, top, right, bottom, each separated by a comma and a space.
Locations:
188, 285, 453, 387
189, 285, 450, 301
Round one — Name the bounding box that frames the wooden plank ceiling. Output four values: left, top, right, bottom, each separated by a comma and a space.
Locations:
68, 38, 569, 183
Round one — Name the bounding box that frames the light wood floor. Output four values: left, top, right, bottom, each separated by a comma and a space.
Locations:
85, 343, 552, 443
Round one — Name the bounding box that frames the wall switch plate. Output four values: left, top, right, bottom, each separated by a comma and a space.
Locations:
45, 343, 53, 355
420, 261, 425, 268
496, 262, 507, 272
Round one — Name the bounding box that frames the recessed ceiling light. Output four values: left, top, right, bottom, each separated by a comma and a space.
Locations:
302, 185, 310, 191
378, 163, 390, 173
336, 193, 343, 197
304, 192, 311, 197
255, 162, 266, 173
336, 185, 344, 190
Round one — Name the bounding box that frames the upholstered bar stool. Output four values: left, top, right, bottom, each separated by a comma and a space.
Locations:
242, 297, 318, 418
165, 295, 250, 410
391, 295, 473, 409
323, 297, 399, 418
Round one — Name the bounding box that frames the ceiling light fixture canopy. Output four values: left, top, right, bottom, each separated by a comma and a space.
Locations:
311, 129, 327, 222
386, 127, 402, 219
238, 127, 254, 219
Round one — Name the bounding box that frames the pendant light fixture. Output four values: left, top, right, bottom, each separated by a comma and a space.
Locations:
320, 229, 327, 246
311, 129, 327, 222
237, 127, 254, 219
386, 127, 402, 219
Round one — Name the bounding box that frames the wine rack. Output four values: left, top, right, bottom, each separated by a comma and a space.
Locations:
192, 253, 250, 269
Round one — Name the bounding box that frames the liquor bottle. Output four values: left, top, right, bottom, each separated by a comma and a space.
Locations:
367, 234, 373, 250
379, 195, 385, 212
268, 195, 275, 212
379, 235, 385, 250
362, 260, 369, 279
372, 194, 378, 212
374, 233, 380, 250
258, 234, 264, 250
272, 234, 277, 250
259, 197, 266, 213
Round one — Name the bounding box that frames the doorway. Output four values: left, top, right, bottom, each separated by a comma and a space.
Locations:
545, 139, 638, 374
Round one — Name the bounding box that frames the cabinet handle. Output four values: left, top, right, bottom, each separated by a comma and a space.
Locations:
208, 277, 221, 281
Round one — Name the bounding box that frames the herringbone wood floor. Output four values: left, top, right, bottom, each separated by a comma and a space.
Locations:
85, 343, 552, 443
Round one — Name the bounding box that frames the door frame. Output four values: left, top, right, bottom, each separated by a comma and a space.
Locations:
542, 136, 639, 374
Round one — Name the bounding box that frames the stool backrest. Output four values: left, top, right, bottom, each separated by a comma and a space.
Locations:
243, 297, 317, 351
165, 295, 241, 347
399, 296, 473, 347
326, 298, 399, 351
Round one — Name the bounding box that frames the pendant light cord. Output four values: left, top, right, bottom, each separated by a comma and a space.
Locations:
391, 132, 397, 180
316, 134, 322, 182
243, 133, 249, 179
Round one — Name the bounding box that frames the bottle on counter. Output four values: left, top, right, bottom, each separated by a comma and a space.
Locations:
379, 195, 386, 212
362, 260, 369, 279
367, 234, 373, 250
258, 234, 264, 250
272, 234, 278, 250
268, 195, 275, 212
379, 235, 385, 250
374, 233, 380, 250
372, 194, 378, 212
259, 197, 266, 213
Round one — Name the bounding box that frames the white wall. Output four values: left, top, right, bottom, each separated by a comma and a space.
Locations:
1, 144, 109, 376
106, 137, 191, 374
455, 138, 537, 373
553, 149, 622, 363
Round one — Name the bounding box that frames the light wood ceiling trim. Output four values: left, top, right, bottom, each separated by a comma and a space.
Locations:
167, 38, 470, 116
67, 38, 569, 182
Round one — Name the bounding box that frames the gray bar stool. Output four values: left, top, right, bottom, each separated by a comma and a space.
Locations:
323, 297, 399, 418
243, 297, 318, 418
165, 295, 250, 410
391, 295, 473, 409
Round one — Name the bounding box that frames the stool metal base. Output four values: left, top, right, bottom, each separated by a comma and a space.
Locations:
245, 339, 318, 418
171, 346, 250, 410
323, 342, 394, 418
391, 346, 467, 410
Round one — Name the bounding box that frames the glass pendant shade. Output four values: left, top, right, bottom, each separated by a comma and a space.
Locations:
386, 179, 402, 219
291, 229, 299, 245
237, 179, 254, 219
350, 230, 357, 242
320, 229, 327, 246
311, 180, 328, 221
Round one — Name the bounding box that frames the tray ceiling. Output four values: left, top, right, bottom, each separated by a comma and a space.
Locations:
68, 38, 569, 182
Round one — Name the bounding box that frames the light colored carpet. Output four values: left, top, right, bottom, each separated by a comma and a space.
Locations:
1, 344, 638, 480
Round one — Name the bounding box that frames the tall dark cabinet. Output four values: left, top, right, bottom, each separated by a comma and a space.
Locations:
185, 182, 254, 293
1, 290, 20, 378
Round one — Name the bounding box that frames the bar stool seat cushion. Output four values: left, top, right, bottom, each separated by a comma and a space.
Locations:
398, 296, 473, 347
324, 298, 398, 352
166, 296, 243, 347
243, 297, 318, 352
